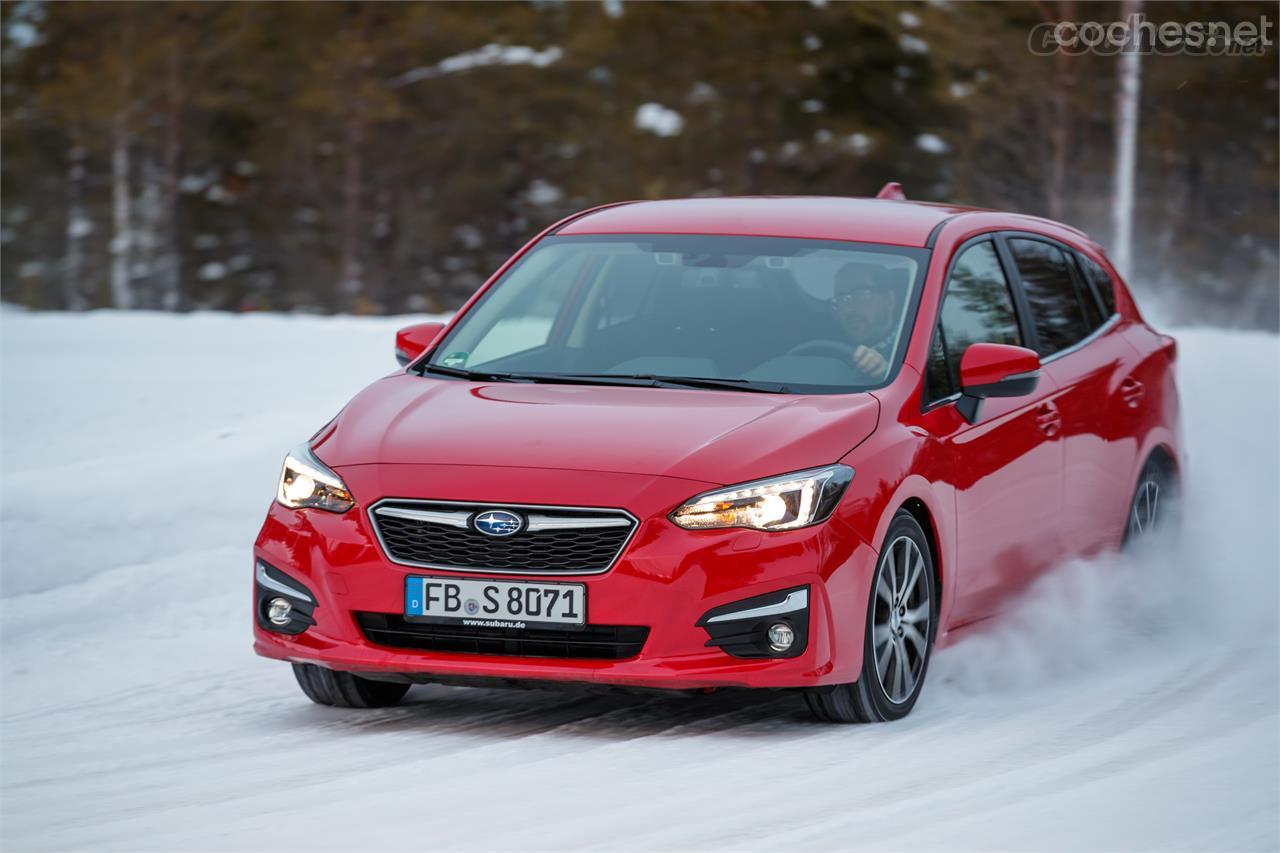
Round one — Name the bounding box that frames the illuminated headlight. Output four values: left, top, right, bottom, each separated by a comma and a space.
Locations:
670, 465, 853, 532
276, 443, 355, 513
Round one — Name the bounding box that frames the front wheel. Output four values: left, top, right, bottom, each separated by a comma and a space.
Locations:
805, 511, 937, 723
292, 663, 411, 708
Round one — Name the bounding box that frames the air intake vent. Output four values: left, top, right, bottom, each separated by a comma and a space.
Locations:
355, 613, 649, 660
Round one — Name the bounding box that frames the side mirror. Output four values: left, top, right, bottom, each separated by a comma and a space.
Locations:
955, 342, 1040, 423
395, 322, 446, 367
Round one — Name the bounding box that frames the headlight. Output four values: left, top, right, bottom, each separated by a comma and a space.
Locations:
276, 443, 355, 513
670, 464, 853, 531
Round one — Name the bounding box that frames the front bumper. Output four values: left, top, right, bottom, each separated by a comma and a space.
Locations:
253, 464, 877, 691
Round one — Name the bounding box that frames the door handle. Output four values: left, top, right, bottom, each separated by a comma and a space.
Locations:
1120, 377, 1145, 409
1034, 402, 1062, 437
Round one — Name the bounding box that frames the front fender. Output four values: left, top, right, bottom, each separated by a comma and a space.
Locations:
835, 420, 958, 635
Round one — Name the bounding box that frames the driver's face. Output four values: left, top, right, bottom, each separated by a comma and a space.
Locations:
834, 282, 893, 342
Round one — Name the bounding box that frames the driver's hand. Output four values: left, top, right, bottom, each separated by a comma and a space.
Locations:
852, 345, 889, 377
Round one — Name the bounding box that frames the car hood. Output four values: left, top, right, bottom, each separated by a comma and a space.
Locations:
313, 374, 880, 486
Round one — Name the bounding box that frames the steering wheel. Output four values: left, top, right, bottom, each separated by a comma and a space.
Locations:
784, 339, 857, 360
783, 338, 887, 382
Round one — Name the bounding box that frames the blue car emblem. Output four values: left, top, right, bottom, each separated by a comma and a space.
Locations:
473, 510, 523, 537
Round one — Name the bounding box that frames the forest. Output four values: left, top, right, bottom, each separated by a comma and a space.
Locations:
1, 1, 1275, 327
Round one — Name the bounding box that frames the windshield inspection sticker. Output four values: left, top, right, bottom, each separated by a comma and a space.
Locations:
441, 352, 469, 367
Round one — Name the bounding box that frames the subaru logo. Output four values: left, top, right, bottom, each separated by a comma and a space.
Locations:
473, 509, 523, 537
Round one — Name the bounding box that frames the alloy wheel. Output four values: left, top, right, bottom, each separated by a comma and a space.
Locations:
871, 535, 932, 704
1128, 476, 1161, 539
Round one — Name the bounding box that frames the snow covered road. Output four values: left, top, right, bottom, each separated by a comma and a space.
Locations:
2, 311, 1277, 851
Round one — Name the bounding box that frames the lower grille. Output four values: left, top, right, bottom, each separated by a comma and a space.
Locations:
355, 612, 649, 661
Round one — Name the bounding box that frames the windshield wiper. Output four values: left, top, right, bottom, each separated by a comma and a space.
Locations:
421, 365, 655, 386
420, 365, 788, 393
419, 364, 523, 382
550, 374, 790, 394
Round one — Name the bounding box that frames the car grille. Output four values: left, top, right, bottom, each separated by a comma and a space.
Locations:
368, 500, 637, 575
354, 613, 649, 660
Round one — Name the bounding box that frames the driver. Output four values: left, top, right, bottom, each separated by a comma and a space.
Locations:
832, 262, 899, 379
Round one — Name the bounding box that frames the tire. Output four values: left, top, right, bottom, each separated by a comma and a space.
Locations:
805, 510, 937, 724
1123, 454, 1177, 547
292, 663, 411, 708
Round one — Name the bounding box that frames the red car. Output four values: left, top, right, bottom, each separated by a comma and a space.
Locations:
254, 188, 1182, 723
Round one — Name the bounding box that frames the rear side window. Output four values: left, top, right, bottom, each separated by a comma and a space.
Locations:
925, 241, 1023, 401
1077, 254, 1118, 317
1075, 267, 1105, 331
1007, 238, 1093, 357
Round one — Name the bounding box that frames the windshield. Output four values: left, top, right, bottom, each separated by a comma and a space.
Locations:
424, 234, 928, 394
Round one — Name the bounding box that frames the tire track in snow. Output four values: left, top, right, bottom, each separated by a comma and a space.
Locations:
610, 652, 1251, 850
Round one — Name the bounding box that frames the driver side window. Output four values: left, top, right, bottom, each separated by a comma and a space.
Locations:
925, 241, 1024, 403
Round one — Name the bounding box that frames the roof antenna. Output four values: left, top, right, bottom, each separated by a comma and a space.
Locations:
876, 182, 907, 201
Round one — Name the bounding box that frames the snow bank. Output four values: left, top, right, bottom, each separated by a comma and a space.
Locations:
1, 311, 434, 596
0, 312, 1275, 851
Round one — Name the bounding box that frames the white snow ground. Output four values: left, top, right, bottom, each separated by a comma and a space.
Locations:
1, 310, 1277, 852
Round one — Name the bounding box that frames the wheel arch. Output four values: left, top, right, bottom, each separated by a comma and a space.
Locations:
1146, 443, 1179, 479
1133, 428, 1183, 491
865, 475, 955, 630
899, 497, 942, 602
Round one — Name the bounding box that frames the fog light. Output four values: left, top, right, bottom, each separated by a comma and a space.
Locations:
766, 622, 795, 653
267, 597, 293, 626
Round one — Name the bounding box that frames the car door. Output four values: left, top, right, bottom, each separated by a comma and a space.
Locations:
919, 238, 1066, 626
1003, 236, 1143, 554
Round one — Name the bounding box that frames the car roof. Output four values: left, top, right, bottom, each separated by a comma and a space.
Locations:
557, 196, 986, 248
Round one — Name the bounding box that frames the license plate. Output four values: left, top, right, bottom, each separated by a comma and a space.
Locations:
405, 576, 586, 629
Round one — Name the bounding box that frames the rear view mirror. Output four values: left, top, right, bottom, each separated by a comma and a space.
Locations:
956, 343, 1040, 423
395, 322, 446, 367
